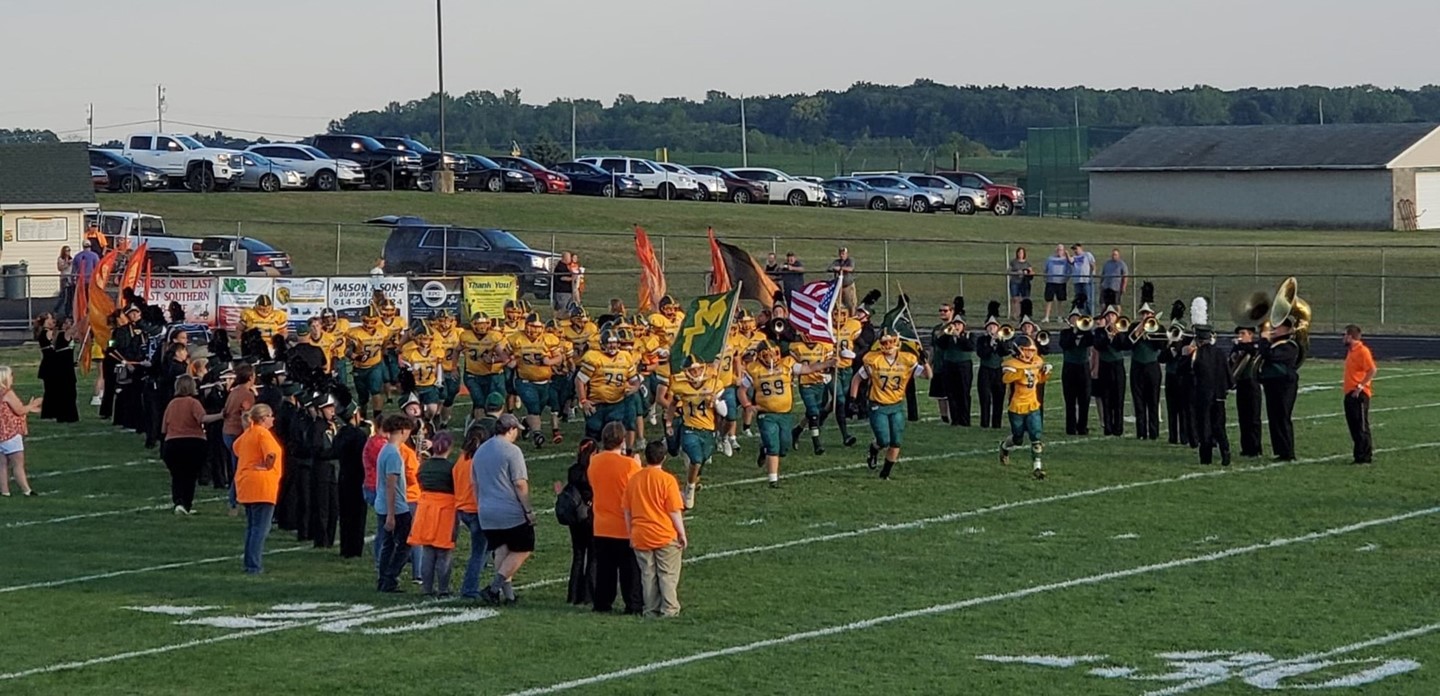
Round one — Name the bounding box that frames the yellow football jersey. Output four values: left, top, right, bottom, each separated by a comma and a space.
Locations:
860, 351, 921, 406
670, 373, 722, 431
1002, 355, 1049, 415
501, 319, 524, 338
346, 327, 387, 369
459, 329, 507, 376
834, 318, 863, 370
432, 327, 462, 372
402, 346, 444, 387
744, 357, 797, 414
561, 320, 599, 357
378, 317, 405, 346
578, 350, 638, 404
649, 312, 685, 343
240, 308, 289, 340
789, 342, 834, 386
638, 333, 672, 378
319, 319, 352, 363
510, 333, 562, 382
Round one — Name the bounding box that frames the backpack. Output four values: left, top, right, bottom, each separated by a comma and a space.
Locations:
554, 482, 591, 527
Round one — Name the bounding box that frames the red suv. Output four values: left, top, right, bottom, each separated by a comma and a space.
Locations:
492, 156, 572, 194
935, 171, 1025, 216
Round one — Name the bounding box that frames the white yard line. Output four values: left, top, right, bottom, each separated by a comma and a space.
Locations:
26, 430, 124, 443
30, 460, 154, 479
501, 505, 1440, 696
1, 496, 227, 530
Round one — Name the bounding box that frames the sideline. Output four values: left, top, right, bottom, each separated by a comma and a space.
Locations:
501, 504, 1440, 695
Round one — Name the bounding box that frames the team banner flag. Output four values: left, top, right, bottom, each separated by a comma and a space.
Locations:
635, 225, 666, 313
668, 288, 740, 374
880, 290, 923, 356
790, 279, 838, 344
707, 229, 779, 305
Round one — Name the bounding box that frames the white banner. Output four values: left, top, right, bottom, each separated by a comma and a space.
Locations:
327, 276, 409, 322
144, 276, 218, 327
216, 276, 275, 330
275, 277, 330, 331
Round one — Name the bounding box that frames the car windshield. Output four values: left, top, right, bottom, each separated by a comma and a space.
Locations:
246, 153, 272, 166
300, 146, 331, 159
770, 171, 793, 181
240, 237, 280, 253
971, 172, 995, 186
356, 136, 385, 150
469, 155, 500, 168
400, 139, 432, 153
176, 135, 205, 149
562, 162, 601, 175
513, 157, 545, 170
485, 230, 530, 251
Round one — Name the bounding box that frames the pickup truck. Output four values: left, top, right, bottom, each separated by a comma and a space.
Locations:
122, 133, 246, 192
85, 212, 201, 271
308, 134, 423, 190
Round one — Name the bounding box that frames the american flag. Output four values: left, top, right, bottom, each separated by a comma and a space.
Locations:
789, 279, 839, 344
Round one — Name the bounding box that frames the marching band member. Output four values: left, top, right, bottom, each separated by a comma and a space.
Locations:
1258, 317, 1301, 462
665, 355, 725, 510
850, 328, 927, 481
930, 297, 974, 427
789, 331, 836, 456
743, 341, 834, 487
974, 301, 1006, 430
1057, 296, 1093, 435
346, 306, 389, 420
1160, 301, 1195, 447
999, 334, 1051, 480
1122, 284, 1163, 441
1230, 322, 1264, 457
1092, 298, 1127, 437
458, 312, 507, 424
1183, 303, 1232, 466
508, 312, 566, 448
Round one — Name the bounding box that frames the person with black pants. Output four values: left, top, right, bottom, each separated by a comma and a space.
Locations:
975, 325, 1005, 429
564, 439, 597, 606
1185, 322, 1232, 466
1058, 304, 1093, 435
309, 395, 342, 548
588, 423, 642, 614
1342, 325, 1376, 465
1160, 338, 1192, 446
334, 406, 371, 558
110, 306, 148, 433
1230, 326, 1264, 457
931, 299, 974, 427
1258, 324, 1301, 461
1123, 328, 1163, 441
1092, 310, 1127, 437
160, 376, 224, 514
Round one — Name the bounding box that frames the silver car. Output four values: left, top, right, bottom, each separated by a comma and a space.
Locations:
852, 175, 945, 213
898, 172, 988, 215
822, 177, 912, 211
656, 162, 727, 200
247, 143, 365, 191
238, 152, 306, 192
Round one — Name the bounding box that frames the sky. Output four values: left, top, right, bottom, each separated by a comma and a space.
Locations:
3, 0, 1435, 142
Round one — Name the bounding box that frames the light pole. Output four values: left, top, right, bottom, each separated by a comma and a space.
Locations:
434, 0, 455, 193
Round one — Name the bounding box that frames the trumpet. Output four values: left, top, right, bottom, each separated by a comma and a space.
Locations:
996, 324, 1015, 342
1129, 316, 1161, 342
1073, 315, 1095, 332
1036, 330, 1051, 347
767, 317, 789, 337
943, 319, 968, 336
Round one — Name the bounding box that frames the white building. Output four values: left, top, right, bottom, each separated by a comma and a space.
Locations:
1084, 123, 1440, 230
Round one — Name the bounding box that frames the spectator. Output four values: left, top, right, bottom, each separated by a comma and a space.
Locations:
560, 438, 598, 606
408, 431, 458, 598
233, 404, 283, 574
453, 423, 492, 600
571, 253, 586, 304
764, 253, 782, 284
368, 258, 386, 292
1070, 243, 1097, 315
72, 241, 100, 292
624, 440, 688, 618
553, 251, 576, 311
472, 413, 535, 605
828, 247, 857, 309
374, 414, 415, 592
55, 246, 75, 317
1008, 247, 1033, 320
0, 365, 42, 497
588, 421, 642, 614
1100, 248, 1129, 306
161, 375, 223, 515
779, 251, 806, 300
222, 363, 258, 516
1042, 244, 1070, 322
1342, 325, 1376, 464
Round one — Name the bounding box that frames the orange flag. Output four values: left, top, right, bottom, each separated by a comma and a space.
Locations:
707, 227, 731, 293
634, 225, 666, 313
120, 243, 148, 294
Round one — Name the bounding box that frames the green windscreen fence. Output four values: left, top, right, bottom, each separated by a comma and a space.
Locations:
1024, 126, 1089, 218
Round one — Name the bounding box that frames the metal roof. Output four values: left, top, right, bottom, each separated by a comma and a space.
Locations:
0, 142, 97, 206
1083, 123, 1440, 172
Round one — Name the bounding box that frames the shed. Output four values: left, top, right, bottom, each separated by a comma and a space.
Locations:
0, 142, 97, 297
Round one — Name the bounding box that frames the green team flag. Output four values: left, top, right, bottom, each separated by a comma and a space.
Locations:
669, 288, 740, 373
881, 292, 924, 356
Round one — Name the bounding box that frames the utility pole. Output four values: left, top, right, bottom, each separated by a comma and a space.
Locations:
1319, 97, 1325, 125
156, 84, 166, 131
740, 94, 748, 167
87, 103, 94, 144
434, 0, 454, 193
571, 100, 577, 160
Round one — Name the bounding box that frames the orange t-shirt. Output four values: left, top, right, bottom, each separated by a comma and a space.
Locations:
402, 444, 421, 506
1344, 341, 1376, 396
452, 454, 477, 514
233, 425, 285, 505
588, 450, 641, 539
623, 466, 683, 551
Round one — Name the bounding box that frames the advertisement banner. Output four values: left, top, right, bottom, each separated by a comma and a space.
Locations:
408, 277, 462, 323
327, 276, 409, 322
143, 275, 218, 326
274, 277, 330, 331
216, 276, 275, 330
462, 275, 519, 320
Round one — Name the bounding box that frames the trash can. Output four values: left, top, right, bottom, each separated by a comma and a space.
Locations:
2, 262, 29, 301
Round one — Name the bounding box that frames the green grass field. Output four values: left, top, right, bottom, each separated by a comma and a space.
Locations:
97, 191, 1440, 333
2, 348, 1439, 694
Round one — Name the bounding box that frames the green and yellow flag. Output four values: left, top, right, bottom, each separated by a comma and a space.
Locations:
669, 288, 740, 373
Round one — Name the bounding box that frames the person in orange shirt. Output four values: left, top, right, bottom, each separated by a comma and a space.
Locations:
586, 421, 642, 614
233, 404, 284, 574
624, 440, 688, 618
454, 424, 491, 600
408, 432, 458, 597
1343, 325, 1376, 464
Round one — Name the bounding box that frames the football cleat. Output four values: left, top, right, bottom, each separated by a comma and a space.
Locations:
530, 430, 546, 449
843, 435, 857, 448
721, 437, 734, 457
999, 441, 1010, 466
866, 443, 879, 470
1032, 466, 1046, 480
681, 485, 695, 511
552, 429, 563, 445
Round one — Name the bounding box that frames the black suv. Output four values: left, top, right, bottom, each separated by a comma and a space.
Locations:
373, 137, 469, 187
368, 216, 557, 298
309, 134, 423, 190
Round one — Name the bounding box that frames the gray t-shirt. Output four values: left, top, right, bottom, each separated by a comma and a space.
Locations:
1070, 251, 1096, 282
1008, 259, 1032, 281
1101, 259, 1128, 291
472, 436, 529, 530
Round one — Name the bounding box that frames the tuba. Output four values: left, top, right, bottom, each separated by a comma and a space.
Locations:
1241, 277, 1312, 360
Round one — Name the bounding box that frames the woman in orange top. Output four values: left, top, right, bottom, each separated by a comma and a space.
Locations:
408, 432, 458, 597
454, 424, 492, 600
233, 404, 284, 574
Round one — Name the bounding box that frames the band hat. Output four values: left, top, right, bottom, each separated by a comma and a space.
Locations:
401, 392, 422, 409
1102, 305, 1121, 318
1194, 324, 1215, 341
1067, 306, 1084, 318
1235, 323, 1258, 333
1138, 302, 1156, 316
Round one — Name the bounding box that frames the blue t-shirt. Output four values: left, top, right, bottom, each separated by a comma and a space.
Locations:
1070, 252, 1096, 282
1044, 255, 1069, 284
473, 437, 529, 530
373, 443, 410, 516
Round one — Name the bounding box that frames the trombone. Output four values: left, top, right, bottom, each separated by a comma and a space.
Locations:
1111, 316, 1132, 335
1036, 330, 1051, 347
1129, 316, 1161, 342
1073, 315, 1095, 332
996, 324, 1015, 341
1166, 324, 1193, 344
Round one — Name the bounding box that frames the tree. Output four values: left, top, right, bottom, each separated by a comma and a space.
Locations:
527, 134, 567, 168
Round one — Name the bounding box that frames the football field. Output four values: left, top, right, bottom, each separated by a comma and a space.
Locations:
2, 352, 1439, 695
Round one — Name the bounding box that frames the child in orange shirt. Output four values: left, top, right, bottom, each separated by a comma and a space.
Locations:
408, 432, 457, 597
623, 441, 688, 617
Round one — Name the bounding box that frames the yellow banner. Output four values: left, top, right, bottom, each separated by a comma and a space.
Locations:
463, 275, 519, 320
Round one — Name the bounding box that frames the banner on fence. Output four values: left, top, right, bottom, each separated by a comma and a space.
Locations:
409, 277, 462, 322
327, 276, 410, 322
275, 277, 330, 330
144, 276, 218, 326
216, 276, 275, 330
462, 275, 519, 320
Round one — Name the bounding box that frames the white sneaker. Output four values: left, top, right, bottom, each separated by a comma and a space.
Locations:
648, 411, 658, 426
721, 437, 734, 457
90, 395, 103, 407
174, 505, 186, 516
682, 484, 695, 511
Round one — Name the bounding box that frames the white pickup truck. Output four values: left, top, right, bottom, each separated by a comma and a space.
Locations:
85, 212, 201, 271
121, 133, 246, 192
